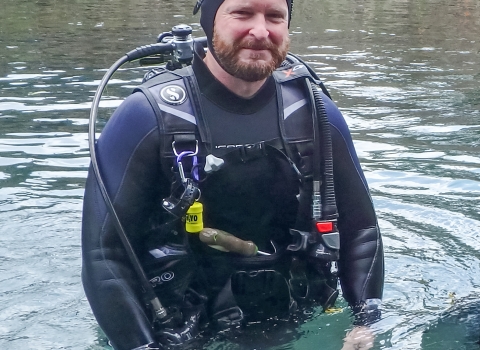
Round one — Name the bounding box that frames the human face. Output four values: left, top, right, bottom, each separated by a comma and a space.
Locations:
212, 0, 290, 82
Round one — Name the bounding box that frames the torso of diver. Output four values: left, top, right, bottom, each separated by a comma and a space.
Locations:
81, 53, 384, 350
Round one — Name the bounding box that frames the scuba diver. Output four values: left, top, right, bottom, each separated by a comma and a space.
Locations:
81, 0, 384, 348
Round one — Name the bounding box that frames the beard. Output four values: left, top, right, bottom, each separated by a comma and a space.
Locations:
212, 30, 290, 82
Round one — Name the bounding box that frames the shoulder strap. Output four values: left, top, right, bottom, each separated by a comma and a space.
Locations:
279, 53, 332, 100
274, 56, 339, 233
273, 59, 316, 181
182, 66, 212, 152
134, 66, 206, 179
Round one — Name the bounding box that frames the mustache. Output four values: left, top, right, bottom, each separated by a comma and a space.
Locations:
237, 39, 276, 51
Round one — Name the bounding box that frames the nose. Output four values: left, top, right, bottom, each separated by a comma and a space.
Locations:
248, 15, 269, 40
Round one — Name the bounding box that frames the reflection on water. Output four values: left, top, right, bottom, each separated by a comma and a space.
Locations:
422, 293, 480, 349
0, 0, 479, 349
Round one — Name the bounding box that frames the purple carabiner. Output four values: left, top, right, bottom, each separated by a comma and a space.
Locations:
176, 151, 199, 181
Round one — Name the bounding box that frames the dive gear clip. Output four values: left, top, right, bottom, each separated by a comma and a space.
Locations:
162, 141, 201, 218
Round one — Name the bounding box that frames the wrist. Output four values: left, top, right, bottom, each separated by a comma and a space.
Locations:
352, 298, 382, 326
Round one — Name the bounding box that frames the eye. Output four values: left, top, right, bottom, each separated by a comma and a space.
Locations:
267, 11, 286, 22
233, 10, 252, 17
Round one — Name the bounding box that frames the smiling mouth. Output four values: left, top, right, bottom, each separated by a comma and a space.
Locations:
244, 45, 270, 50
242, 47, 270, 53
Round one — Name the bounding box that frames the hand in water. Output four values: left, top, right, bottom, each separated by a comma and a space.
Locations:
340, 326, 374, 350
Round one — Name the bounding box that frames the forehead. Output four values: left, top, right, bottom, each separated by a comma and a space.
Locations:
220, 0, 287, 12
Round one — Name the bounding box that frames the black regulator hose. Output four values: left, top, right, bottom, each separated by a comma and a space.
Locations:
306, 79, 338, 221
88, 42, 184, 321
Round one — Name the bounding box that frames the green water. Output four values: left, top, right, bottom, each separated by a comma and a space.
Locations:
1, 0, 479, 349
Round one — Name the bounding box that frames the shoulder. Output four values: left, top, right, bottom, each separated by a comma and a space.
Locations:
319, 91, 364, 173
320, 91, 351, 139
99, 92, 159, 146
109, 92, 157, 127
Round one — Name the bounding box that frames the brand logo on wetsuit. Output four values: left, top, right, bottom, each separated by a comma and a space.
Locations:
149, 271, 175, 287
160, 85, 187, 105
215, 143, 257, 149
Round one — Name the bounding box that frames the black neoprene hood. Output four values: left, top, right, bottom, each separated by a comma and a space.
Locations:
194, 0, 293, 52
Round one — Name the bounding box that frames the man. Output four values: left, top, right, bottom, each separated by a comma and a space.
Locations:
82, 0, 384, 348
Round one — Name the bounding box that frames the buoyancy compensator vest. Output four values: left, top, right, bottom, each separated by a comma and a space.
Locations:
133, 54, 341, 328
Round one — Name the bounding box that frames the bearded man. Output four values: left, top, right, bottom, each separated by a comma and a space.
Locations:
82, 0, 384, 348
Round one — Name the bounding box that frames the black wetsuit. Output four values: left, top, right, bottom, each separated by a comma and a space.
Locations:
82, 52, 384, 350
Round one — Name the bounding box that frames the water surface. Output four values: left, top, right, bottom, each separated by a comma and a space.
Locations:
1, 0, 479, 349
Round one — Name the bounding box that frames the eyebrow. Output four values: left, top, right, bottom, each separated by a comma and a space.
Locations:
225, 3, 287, 15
